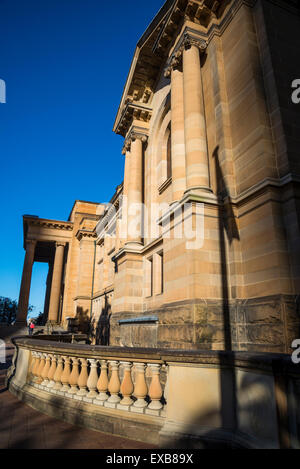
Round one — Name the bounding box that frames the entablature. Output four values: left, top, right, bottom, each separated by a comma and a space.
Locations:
113, 0, 232, 139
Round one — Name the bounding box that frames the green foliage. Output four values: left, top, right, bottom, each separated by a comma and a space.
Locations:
0, 297, 17, 324
0, 297, 34, 324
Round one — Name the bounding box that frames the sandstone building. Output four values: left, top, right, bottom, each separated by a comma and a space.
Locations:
16, 0, 300, 354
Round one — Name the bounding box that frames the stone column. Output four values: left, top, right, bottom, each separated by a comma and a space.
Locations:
166, 57, 186, 202
120, 145, 131, 246
16, 240, 36, 324
43, 262, 53, 323
182, 34, 210, 195
126, 134, 146, 248
48, 242, 66, 324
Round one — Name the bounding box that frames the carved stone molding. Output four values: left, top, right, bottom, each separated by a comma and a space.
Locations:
183, 32, 207, 51
55, 242, 67, 248
164, 31, 207, 78
123, 125, 149, 152
76, 230, 97, 242
26, 239, 37, 249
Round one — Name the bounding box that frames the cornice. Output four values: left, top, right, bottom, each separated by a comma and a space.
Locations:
25, 217, 73, 232
115, 101, 152, 139
76, 230, 97, 242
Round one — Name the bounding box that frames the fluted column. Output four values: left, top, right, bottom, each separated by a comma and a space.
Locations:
16, 240, 36, 324
167, 58, 186, 202
182, 34, 210, 195
48, 242, 66, 324
125, 135, 146, 248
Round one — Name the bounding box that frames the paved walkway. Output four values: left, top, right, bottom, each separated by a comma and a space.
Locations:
0, 346, 156, 449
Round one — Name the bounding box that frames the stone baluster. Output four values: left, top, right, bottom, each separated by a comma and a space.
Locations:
77, 358, 88, 397
53, 356, 64, 391
120, 362, 134, 407
29, 352, 37, 382
96, 360, 109, 402
61, 356, 71, 392
107, 361, 121, 404
32, 353, 42, 382
36, 353, 46, 384
133, 363, 148, 408
41, 354, 52, 386
46, 354, 57, 388
148, 364, 163, 410
68, 357, 80, 395
87, 359, 98, 399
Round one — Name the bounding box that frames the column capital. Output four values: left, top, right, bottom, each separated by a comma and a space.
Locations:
183, 33, 207, 52
55, 241, 67, 248
25, 239, 37, 249
165, 32, 207, 78
123, 128, 149, 152
164, 51, 183, 78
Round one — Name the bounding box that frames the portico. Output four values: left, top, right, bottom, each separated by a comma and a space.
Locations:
16, 216, 72, 325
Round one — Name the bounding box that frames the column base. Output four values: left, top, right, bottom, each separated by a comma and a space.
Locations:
183, 187, 218, 204
124, 241, 143, 251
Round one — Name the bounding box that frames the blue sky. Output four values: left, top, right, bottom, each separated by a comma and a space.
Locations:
0, 0, 164, 316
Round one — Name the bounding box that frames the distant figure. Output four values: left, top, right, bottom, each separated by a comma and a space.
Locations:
29, 321, 35, 336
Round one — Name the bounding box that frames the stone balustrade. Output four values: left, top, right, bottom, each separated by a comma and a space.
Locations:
26, 347, 166, 417
7, 337, 300, 448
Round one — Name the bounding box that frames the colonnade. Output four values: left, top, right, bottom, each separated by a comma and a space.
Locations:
16, 241, 67, 324
121, 33, 211, 248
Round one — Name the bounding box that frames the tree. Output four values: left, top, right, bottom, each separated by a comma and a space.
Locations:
0, 297, 34, 325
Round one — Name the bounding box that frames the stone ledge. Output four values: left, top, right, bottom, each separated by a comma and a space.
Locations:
9, 381, 164, 446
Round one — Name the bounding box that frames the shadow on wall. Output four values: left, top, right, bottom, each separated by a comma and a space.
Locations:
74, 307, 90, 334
162, 354, 300, 449
89, 295, 111, 346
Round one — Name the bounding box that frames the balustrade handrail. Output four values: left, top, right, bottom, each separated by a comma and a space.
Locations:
11, 337, 299, 375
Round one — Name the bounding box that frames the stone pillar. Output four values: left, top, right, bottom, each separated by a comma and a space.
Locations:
48, 242, 66, 324
182, 34, 210, 195
126, 134, 146, 248
16, 240, 36, 324
168, 60, 186, 202
43, 262, 53, 323
121, 145, 131, 246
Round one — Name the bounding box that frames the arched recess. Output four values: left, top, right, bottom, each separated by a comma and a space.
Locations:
148, 94, 172, 192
